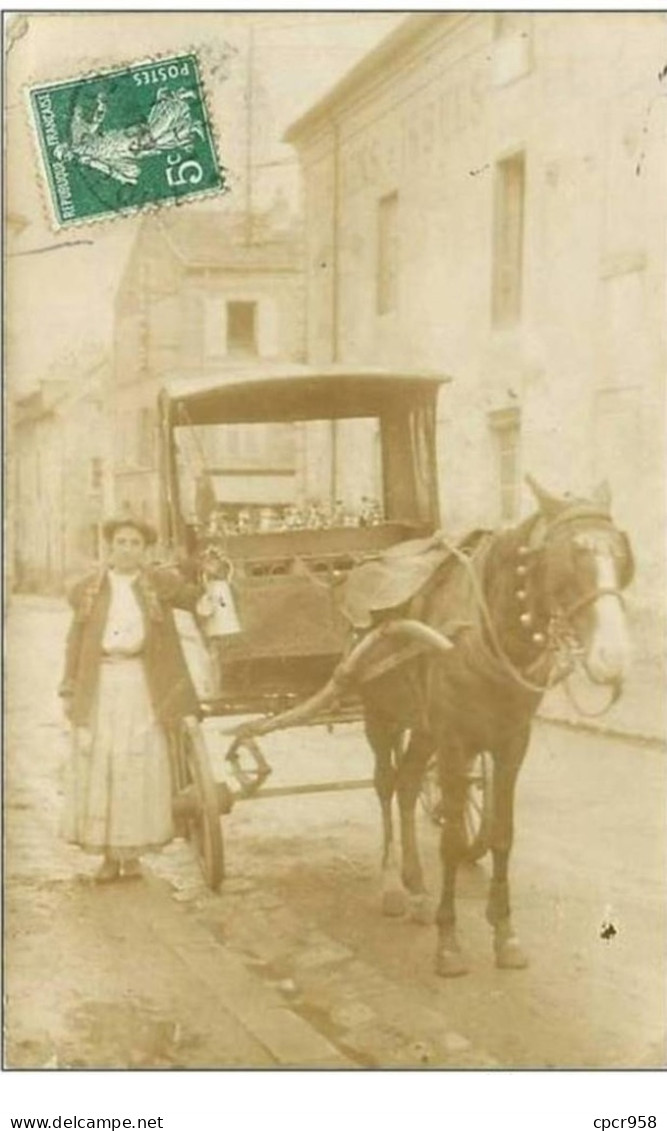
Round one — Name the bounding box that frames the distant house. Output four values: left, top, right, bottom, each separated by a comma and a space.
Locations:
12, 356, 112, 591
111, 206, 305, 524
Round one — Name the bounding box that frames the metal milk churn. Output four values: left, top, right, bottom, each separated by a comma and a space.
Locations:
202, 577, 241, 637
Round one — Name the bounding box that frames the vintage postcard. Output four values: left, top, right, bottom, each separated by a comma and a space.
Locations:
4, 6, 666, 1112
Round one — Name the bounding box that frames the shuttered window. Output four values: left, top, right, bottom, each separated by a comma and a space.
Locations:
492, 153, 525, 327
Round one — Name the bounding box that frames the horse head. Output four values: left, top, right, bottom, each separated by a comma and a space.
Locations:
524, 475, 634, 687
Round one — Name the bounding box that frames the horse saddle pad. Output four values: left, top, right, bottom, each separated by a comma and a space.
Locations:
337, 530, 484, 630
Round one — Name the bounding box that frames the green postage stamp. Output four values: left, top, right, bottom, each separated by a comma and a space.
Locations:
28, 53, 226, 228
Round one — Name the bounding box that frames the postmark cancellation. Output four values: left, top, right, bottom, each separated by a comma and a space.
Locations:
27, 53, 227, 228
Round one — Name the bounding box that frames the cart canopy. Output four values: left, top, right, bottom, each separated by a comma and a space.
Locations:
160, 364, 449, 425
158, 364, 451, 547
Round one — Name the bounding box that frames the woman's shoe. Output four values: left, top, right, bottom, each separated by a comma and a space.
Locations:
121, 858, 142, 880
94, 858, 120, 883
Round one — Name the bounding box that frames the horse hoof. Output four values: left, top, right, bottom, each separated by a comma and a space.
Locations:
381, 888, 408, 917
435, 948, 470, 978
495, 937, 529, 970
409, 894, 435, 925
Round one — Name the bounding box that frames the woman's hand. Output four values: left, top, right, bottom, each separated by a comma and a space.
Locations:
200, 545, 232, 582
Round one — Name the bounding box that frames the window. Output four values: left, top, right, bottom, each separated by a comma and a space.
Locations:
377, 192, 398, 315
226, 301, 257, 355
186, 422, 295, 473
490, 408, 521, 522
492, 153, 525, 327
491, 15, 533, 85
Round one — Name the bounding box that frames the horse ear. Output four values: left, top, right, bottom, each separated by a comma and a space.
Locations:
525, 474, 564, 519
591, 479, 612, 511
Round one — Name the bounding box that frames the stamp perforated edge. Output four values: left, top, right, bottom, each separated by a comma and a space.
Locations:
22, 46, 232, 233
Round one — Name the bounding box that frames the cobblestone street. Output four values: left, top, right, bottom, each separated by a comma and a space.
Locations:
6, 598, 666, 1069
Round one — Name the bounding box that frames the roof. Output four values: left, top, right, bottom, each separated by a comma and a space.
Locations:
142, 209, 302, 271
160, 363, 451, 425
14, 380, 69, 423
284, 13, 457, 144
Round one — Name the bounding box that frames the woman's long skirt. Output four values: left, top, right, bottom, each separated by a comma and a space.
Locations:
62, 657, 174, 860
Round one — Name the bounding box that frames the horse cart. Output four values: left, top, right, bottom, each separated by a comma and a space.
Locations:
158, 365, 493, 890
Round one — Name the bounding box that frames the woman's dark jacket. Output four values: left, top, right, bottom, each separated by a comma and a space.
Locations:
59, 566, 202, 727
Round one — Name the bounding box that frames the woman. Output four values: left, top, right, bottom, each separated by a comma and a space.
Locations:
59, 516, 208, 882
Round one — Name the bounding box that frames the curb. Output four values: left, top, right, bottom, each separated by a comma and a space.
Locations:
537, 713, 665, 749
144, 877, 352, 1068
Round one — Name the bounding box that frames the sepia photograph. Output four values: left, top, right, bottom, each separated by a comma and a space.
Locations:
4, 5, 666, 1092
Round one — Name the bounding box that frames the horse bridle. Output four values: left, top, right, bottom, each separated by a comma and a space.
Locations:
557, 585, 626, 623
527, 510, 629, 679
441, 508, 630, 709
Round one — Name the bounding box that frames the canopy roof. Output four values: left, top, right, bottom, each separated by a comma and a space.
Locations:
161, 364, 450, 425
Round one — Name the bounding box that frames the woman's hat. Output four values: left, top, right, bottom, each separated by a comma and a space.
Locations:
102, 515, 158, 546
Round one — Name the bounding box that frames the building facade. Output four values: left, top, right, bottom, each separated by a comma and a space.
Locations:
112, 206, 305, 524
13, 357, 112, 591
285, 12, 666, 646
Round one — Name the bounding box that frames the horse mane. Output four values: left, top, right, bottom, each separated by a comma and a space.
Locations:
480, 514, 549, 676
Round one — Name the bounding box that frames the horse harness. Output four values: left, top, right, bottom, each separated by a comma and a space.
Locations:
437, 505, 632, 714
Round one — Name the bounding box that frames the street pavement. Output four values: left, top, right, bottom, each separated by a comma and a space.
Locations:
5, 597, 666, 1069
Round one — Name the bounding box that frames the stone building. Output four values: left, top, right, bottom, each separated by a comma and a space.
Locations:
284, 11, 666, 647
111, 206, 305, 524
12, 354, 112, 591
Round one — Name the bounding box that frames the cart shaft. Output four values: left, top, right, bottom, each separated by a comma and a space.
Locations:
242, 777, 373, 801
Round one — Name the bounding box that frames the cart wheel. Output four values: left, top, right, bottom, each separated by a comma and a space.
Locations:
420, 751, 494, 862
179, 716, 225, 891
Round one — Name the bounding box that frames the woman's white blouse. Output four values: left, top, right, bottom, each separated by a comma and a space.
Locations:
102, 571, 146, 655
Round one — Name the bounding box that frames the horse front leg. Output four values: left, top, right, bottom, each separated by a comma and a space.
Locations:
365, 714, 406, 917
487, 739, 530, 970
435, 743, 470, 976
396, 730, 434, 923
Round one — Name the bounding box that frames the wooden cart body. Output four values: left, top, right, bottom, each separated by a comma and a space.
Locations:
158, 365, 448, 715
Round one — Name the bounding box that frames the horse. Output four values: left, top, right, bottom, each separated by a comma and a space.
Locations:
359, 477, 634, 976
